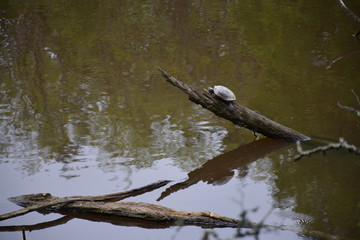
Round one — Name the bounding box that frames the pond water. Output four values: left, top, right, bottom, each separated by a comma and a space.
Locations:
1, 1, 360, 239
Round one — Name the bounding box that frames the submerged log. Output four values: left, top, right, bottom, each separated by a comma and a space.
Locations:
157, 68, 310, 142
7, 193, 254, 229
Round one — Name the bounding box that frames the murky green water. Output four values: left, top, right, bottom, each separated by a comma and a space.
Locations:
1, 0, 360, 239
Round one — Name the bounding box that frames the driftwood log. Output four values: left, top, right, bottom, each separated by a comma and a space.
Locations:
157, 68, 310, 142
3, 193, 352, 240
6, 193, 254, 229
0, 180, 171, 221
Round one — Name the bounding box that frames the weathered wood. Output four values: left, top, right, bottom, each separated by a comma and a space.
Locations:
0, 180, 171, 221
5, 193, 354, 239
158, 68, 310, 142
7, 193, 254, 229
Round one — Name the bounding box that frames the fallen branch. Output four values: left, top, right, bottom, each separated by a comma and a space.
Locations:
2, 186, 354, 240
3, 193, 354, 239
6, 193, 254, 229
0, 180, 171, 221
294, 138, 360, 161
157, 68, 309, 142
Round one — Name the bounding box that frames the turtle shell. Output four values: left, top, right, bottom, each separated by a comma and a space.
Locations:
213, 85, 236, 101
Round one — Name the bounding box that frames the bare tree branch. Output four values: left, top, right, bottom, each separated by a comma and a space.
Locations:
294, 138, 360, 161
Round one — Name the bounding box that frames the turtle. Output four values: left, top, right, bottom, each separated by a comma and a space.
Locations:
208, 85, 236, 111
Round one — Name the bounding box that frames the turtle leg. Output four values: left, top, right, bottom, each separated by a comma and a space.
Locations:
227, 102, 234, 112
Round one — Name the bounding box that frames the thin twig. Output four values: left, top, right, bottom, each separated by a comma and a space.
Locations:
351, 89, 360, 106
337, 89, 360, 116
338, 0, 360, 23
338, 0, 360, 38
22, 228, 26, 240
295, 138, 360, 161
325, 48, 360, 69
337, 102, 360, 117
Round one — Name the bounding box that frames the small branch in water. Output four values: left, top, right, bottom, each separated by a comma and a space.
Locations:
295, 89, 360, 160
337, 89, 360, 117
325, 48, 360, 69
351, 89, 360, 106
338, 0, 360, 38
337, 102, 360, 117
294, 138, 360, 161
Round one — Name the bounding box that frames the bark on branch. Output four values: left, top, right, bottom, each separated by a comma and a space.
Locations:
5, 193, 254, 229
3, 192, 352, 239
0, 180, 171, 221
157, 68, 309, 142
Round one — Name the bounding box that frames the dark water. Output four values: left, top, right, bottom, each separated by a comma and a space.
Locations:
1, 0, 360, 239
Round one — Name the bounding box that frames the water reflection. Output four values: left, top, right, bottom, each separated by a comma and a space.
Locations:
158, 138, 293, 201
271, 147, 360, 238
0, 216, 74, 232
1, 0, 360, 239
0, 108, 232, 177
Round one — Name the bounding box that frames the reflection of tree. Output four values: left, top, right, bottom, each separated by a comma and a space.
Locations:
0, 2, 243, 177
0, 1, 358, 239
0, 1, 358, 176
0, 7, 81, 175
157, 138, 292, 201
284, 92, 360, 238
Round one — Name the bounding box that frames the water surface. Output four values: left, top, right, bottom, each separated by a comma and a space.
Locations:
1, 1, 360, 239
